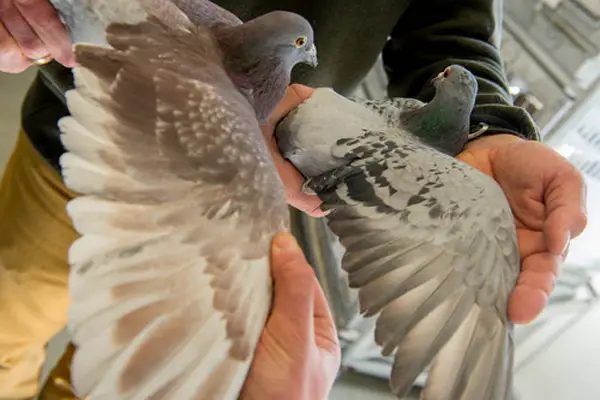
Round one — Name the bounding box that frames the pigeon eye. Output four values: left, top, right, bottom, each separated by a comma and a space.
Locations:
295, 36, 307, 48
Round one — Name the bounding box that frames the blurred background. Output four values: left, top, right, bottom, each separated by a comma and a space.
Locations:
1, 0, 600, 399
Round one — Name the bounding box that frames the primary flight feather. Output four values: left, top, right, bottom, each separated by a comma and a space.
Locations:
49, 0, 316, 398
276, 65, 520, 400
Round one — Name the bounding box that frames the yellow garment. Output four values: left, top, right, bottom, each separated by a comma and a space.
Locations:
0, 131, 78, 399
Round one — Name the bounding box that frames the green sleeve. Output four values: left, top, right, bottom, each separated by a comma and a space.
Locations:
382, 0, 540, 141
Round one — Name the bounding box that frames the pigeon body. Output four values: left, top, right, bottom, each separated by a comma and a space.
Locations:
276, 65, 519, 399
50, 0, 317, 121
47, 1, 316, 399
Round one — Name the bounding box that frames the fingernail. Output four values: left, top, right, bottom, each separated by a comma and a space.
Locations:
273, 232, 300, 253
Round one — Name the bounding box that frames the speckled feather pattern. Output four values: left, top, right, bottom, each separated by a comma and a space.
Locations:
53, 2, 290, 399
349, 97, 426, 128
277, 87, 520, 400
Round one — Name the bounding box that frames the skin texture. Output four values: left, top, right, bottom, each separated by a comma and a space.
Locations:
0, 0, 74, 72
241, 232, 341, 399
264, 84, 588, 325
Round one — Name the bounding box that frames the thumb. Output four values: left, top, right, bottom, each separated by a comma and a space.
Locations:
267, 84, 315, 126
269, 232, 317, 339
263, 84, 315, 138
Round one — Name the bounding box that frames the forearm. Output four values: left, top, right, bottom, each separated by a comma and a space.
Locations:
382, 0, 539, 141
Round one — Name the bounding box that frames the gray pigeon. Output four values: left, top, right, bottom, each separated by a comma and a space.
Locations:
51, 0, 317, 121
48, 0, 316, 398
276, 65, 519, 400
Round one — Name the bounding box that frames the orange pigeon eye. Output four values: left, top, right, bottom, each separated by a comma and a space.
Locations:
295, 36, 307, 48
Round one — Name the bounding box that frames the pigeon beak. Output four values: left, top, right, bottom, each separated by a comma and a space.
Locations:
441, 66, 452, 78
304, 44, 318, 68
432, 66, 452, 86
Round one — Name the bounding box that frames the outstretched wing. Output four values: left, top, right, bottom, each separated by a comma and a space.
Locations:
348, 97, 425, 128
312, 130, 519, 400
59, 11, 288, 400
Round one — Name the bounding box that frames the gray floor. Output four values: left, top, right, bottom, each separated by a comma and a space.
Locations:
0, 69, 406, 399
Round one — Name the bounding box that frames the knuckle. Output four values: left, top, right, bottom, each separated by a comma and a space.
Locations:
558, 158, 586, 184
0, 57, 29, 73
570, 162, 585, 181
16, 35, 43, 54
575, 212, 588, 231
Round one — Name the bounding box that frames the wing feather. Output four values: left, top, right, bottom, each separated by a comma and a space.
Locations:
58, 11, 287, 400
314, 129, 519, 399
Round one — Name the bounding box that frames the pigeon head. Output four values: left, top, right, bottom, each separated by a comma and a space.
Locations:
402, 64, 478, 156
248, 11, 317, 69
214, 11, 317, 121
431, 64, 478, 106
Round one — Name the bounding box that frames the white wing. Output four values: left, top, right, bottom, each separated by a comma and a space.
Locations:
58, 11, 288, 400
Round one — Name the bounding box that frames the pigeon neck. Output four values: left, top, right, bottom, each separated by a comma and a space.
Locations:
409, 89, 473, 156
214, 28, 291, 121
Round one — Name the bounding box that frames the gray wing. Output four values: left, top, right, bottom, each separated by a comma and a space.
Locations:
312, 130, 519, 400
348, 97, 426, 128
58, 11, 287, 400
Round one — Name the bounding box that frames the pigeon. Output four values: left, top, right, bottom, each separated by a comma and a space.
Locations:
51, 0, 317, 121
276, 65, 520, 400
48, 0, 317, 398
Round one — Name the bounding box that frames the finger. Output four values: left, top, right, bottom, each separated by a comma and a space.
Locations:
0, 0, 48, 59
508, 252, 560, 324
543, 161, 587, 254
267, 138, 326, 217
269, 232, 318, 340
14, 0, 75, 67
264, 84, 315, 134
0, 22, 29, 72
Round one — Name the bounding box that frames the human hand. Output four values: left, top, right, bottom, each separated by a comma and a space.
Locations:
458, 134, 588, 324
262, 84, 326, 217
0, 0, 74, 73
240, 232, 341, 400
